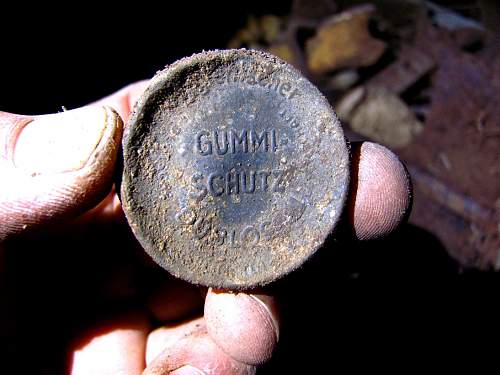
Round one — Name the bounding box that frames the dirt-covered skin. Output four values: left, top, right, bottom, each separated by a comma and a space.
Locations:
120, 49, 349, 289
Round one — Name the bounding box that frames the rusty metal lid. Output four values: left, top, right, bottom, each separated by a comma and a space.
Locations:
120, 49, 349, 289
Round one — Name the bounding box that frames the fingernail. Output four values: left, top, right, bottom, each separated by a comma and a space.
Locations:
249, 294, 280, 342
13, 106, 118, 174
171, 365, 206, 375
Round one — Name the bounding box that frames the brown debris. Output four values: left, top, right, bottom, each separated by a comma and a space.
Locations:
410, 176, 500, 270
366, 46, 436, 95
305, 4, 386, 74
397, 16, 500, 269
338, 86, 423, 148
227, 15, 286, 50
267, 43, 299, 67
291, 0, 337, 22
260, 15, 283, 45
226, 14, 303, 69
408, 165, 494, 224
426, 1, 486, 48
227, 1, 500, 271
325, 69, 359, 92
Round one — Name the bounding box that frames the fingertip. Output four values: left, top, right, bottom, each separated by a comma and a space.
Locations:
146, 318, 206, 366
204, 289, 279, 366
348, 141, 412, 240
74, 105, 123, 205
70, 310, 149, 375
75, 186, 124, 224
171, 365, 206, 375
0, 106, 123, 240
144, 332, 254, 375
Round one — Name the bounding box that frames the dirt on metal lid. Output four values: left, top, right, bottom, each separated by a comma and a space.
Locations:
119, 49, 349, 289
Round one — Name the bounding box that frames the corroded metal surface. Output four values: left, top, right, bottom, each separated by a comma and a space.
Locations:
120, 49, 349, 289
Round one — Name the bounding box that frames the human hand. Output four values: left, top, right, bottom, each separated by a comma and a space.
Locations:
0, 81, 410, 374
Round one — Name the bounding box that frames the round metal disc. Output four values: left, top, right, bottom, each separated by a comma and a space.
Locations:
120, 49, 349, 289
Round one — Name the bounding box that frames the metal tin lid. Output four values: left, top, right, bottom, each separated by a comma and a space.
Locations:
120, 49, 349, 289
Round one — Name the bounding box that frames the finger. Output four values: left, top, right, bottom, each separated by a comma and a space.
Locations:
73, 184, 124, 225
76, 80, 148, 224
70, 311, 149, 375
204, 289, 279, 366
347, 141, 412, 240
145, 319, 254, 375
146, 318, 206, 366
92, 80, 148, 124
0, 106, 122, 241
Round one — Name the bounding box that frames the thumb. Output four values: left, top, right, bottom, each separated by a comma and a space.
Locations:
0, 106, 122, 241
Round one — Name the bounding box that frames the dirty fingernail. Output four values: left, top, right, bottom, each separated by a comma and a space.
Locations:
170, 365, 206, 375
13, 106, 119, 174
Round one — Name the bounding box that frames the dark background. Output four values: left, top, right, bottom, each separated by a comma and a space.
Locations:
1, 1, 498, 373
0, 2, 288, 115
